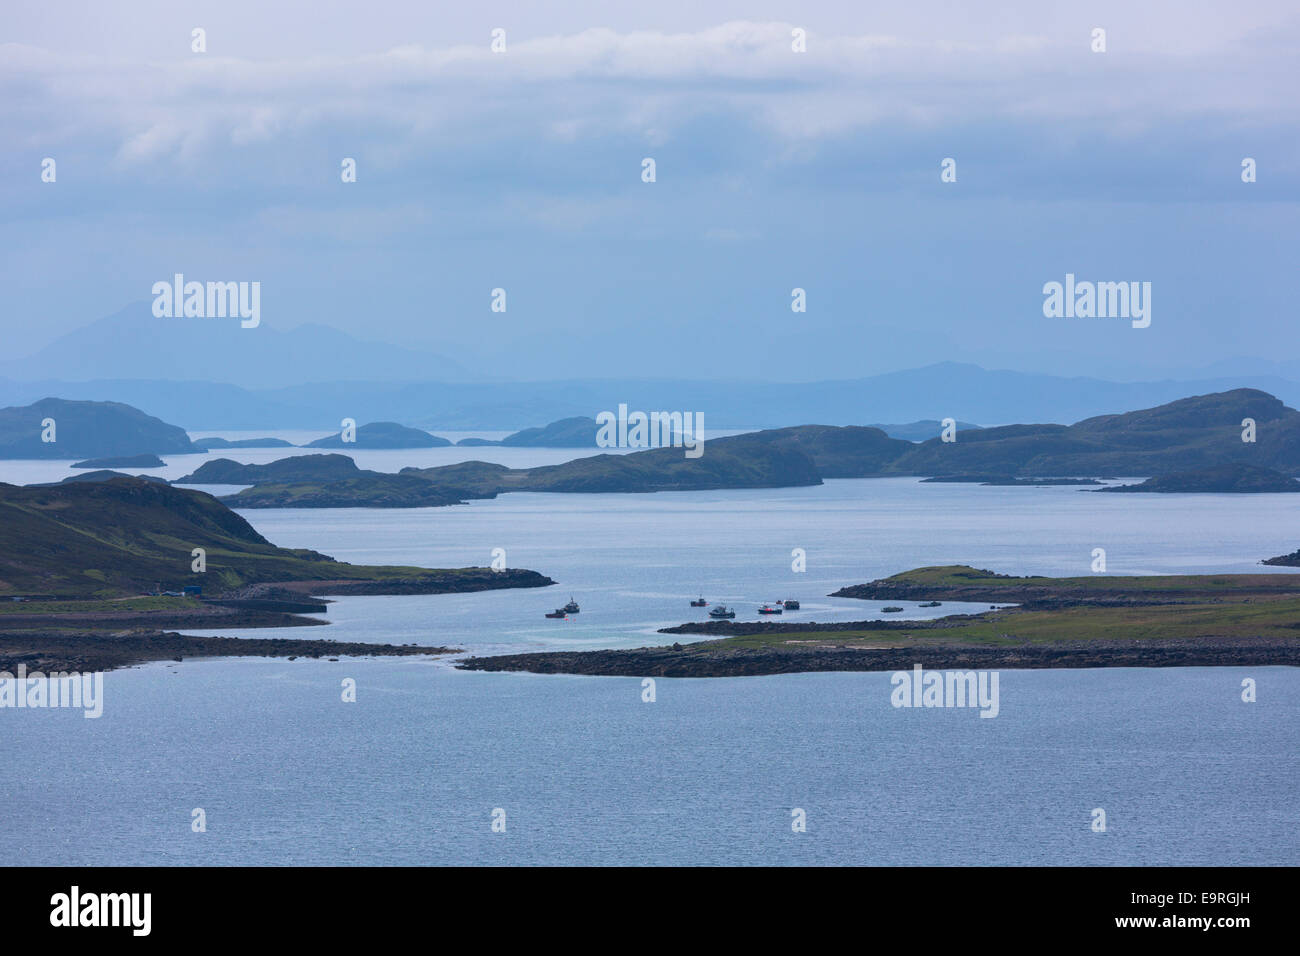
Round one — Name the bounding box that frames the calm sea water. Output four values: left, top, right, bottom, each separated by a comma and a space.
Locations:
3, 446, 1299, 865
6, 660, 1295, 866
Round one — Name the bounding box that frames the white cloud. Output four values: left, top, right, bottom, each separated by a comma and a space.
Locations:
3, 13, 1297, 171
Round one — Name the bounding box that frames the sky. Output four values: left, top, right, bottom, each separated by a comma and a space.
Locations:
2, 0, 1298, 383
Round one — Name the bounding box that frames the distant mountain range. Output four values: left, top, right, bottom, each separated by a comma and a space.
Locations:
8, 304, 1300, 433
5, 364, 1300, 433
0, 301, 471, 388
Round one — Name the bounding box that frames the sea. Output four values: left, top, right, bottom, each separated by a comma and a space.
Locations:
2, 433, 1298, 865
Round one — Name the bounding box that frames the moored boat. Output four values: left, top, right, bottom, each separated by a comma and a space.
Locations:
563, 596, 580, 613
708, 605, 735, 619
758, 604, 783, 615
545, 609, 566, 619
781, 599, 800, 610
690, 596, 708, 607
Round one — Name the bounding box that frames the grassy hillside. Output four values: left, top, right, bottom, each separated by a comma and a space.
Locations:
0, 477, 525, 597
831, 564, 1300, 602
224, 474, 479, 508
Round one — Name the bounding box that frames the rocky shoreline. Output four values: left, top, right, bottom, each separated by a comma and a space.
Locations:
456, 636, 1300, 678
0, 570, 555, 635
660, 613, 998, 637
0, 630, 458, 673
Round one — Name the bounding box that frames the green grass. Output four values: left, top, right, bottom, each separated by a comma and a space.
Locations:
0, 596, 207, 615
715, 594, 1300, 650
0, 480, 489, 599
876, 564, 1300, 594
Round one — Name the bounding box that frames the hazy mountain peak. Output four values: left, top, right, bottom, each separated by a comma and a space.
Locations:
0, 302, 472, 388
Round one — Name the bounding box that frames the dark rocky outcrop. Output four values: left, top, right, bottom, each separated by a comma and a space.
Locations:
1097, 463, 1300, 493
921, 475, 1101, 486
456, 638, 1300, 678
1262, 548, 1300, 567
0, 629, 458, 674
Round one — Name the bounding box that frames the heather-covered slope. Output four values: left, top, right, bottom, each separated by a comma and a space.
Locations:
0, 477, 545, 597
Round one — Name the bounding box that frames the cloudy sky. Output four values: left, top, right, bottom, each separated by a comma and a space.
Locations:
2, 1, 1297, 382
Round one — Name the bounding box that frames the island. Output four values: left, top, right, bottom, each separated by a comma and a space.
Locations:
891, 388, 1299, 477
71, 453, 167, 469
40, 469, 169, 486
307, 421, 451, 448
156, 388, 1300, 507
0, 397, 195, 459
456, 565, 1300, 676
192, 436, 296, 450
174, 454, 491, 507
454, 416, 602, 447
921, 475, 1102, 486
1263, 547, 1300, 567
177, 453, 372, 484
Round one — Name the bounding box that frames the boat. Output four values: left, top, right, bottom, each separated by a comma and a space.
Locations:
563, 597, 580, 614
758, 604, 783, 615
708, 605, 735, 619
690, 596, 708, 607
781, 599, 800, 610
544, 609, 566, 619
919, 601, 942, 608
881, 606, 904, 613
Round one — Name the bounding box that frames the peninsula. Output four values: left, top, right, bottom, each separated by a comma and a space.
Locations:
457, 565, 1300, 677
0, 476, 554, 668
